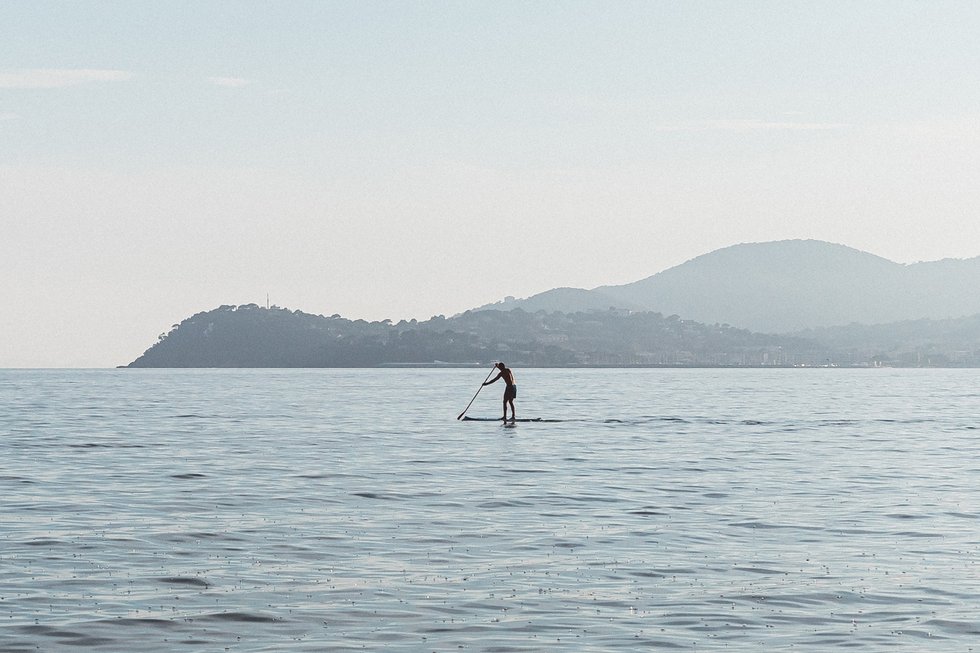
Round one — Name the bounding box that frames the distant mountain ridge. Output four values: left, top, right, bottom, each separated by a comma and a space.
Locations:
126, 304, 817, 368
127, 303, 980, 368
127, 240, 980, 368
476, 240, 980, 332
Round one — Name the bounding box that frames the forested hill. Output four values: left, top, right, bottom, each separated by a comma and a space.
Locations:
126, 304, 821, 368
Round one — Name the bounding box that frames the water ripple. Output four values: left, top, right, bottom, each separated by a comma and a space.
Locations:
1, 368, 979, 651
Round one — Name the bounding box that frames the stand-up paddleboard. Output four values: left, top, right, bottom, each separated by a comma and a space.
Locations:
460, 417, 562, 423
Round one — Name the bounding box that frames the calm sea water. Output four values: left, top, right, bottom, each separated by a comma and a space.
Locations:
1, 368, 979, 652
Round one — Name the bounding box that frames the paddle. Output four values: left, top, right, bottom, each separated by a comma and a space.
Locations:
457, 364, 498, 420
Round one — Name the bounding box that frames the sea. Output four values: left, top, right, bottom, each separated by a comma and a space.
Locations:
1, 368, 979, 652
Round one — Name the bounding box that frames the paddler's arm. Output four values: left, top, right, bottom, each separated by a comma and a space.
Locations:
483, 373, 502, 386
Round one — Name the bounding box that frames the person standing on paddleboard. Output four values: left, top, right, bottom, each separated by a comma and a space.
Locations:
483, 362, 517, 421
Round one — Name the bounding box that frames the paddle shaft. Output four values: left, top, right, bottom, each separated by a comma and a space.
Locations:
457, 365, 498, 420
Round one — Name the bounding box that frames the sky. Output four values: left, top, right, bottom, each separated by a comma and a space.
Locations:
3, 1, 980, 367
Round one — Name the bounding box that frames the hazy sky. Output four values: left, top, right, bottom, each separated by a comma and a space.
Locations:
3, 1, 980, 367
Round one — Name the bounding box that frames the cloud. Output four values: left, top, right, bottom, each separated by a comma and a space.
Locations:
207, 76, 254, 88
0, 68, 134, 89
652, 119, 849, 132
0, 112, 20, 122
870, 119, 980, 142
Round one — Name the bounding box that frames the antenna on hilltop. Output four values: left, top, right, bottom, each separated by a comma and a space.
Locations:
266, 293, 270, 310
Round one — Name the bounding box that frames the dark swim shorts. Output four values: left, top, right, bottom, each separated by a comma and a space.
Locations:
504, 384, 517, 400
